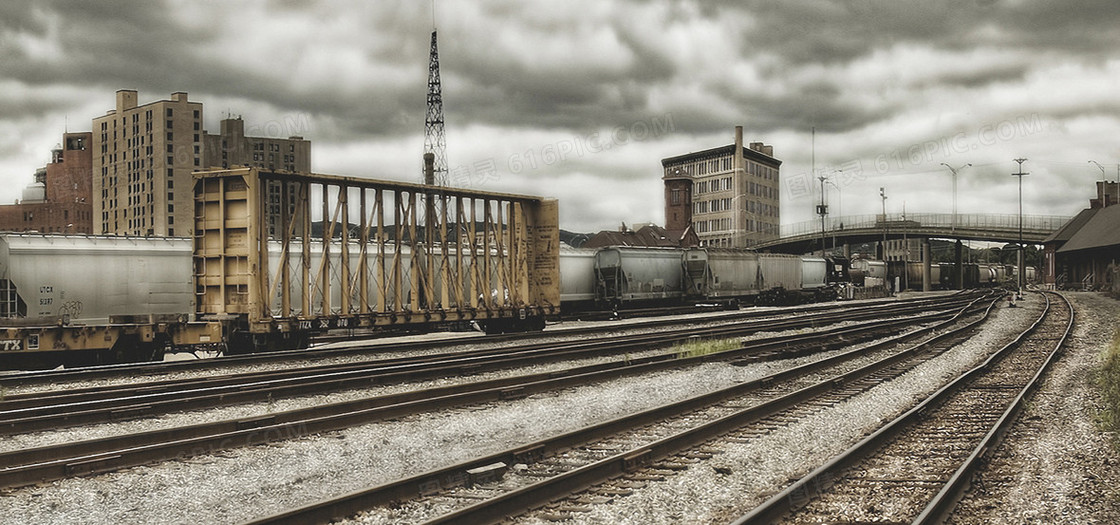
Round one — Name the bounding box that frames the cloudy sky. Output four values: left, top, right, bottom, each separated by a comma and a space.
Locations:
2, 0, 1119, 233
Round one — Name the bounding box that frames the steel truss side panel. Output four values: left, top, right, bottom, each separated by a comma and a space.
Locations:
192, 168, 559, 332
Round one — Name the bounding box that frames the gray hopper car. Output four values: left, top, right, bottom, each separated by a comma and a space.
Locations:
0, 234, 194, 325
594, 246, 685, 306
559, 246, 597, 309
758, 253, 803, 291
683, 248, 761, 301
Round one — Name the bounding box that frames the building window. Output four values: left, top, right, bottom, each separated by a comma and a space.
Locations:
166, 108, 173, 118
168, 204, 174, 213
670, 189, 681, 205
168, 216, 174, 225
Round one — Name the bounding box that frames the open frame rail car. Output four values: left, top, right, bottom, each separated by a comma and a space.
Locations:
1, 167, 560, 369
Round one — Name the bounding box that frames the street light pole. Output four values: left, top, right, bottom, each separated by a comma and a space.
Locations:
1013, 158, 1029, 300
940, 162, 970, 234
879, 187, 887, 260
1090, 160, 1119, 183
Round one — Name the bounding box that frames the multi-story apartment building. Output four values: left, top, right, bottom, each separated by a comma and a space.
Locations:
662, 126, 781, 248
202, 117, 311, 236
92, 90, 203, 237
201, 116, 310, 172
0, 132, 94, 234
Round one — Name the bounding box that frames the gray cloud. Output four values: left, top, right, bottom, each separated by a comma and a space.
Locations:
1, 0, 1119, 230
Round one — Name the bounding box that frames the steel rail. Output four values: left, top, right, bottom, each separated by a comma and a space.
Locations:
241, 293, 1001, 525
913, 292, 1074, 524
0, 297, 994, 491
0, 296, 982, 433
4, 292, 978, 405
0, 292, 971, 387
731, 291, 1069, 525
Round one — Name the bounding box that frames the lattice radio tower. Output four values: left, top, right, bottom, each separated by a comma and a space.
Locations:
423, 29, 448, 186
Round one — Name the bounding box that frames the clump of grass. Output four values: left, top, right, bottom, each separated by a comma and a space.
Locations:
674, 338, 740, 360
1095, 330, 1120, 448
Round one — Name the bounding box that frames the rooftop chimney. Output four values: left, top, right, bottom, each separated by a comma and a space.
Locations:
733, 126, 744, 172
116, 89, 138, 111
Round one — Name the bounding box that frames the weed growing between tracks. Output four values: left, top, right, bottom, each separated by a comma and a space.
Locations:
1096, 330, 1120, 448
674, 338, 740, 360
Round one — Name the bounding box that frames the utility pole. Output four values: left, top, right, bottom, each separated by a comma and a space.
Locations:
902, 201, 909, 291
940, 163, 970, 234
1013, 158, 1029, 299
826, 174, 842, 251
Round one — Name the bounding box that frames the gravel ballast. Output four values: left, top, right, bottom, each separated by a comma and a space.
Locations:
1, 326, 917, 524
0, 293, 991, 525
516, 295, 1043, 524
947, 291, 1120, 524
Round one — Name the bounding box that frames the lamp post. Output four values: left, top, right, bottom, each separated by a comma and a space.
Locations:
1013, 158, 1029, 300
1090, 160, 1119, 183
940, 163, 970, 234
879, 187, 887, 261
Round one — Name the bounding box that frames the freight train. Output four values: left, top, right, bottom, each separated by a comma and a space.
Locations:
2, 237, 851, 335
5, 230, 1024, 369
902, 261, 1036, 290
1, 233, 858, 367
577, 247, 853, 309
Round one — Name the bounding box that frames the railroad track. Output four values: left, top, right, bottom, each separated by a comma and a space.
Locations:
0, 294, 997, 491
734, 291, 1073, 524
235, 292, 1005, 525
0, 294, 984, 434
0, 292, 969, 387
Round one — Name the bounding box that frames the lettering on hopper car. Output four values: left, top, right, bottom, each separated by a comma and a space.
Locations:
0, 339, 22, 351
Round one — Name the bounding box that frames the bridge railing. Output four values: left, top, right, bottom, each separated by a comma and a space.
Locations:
779, 213, 1071, 238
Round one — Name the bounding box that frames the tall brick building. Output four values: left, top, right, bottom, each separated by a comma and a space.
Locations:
7, 91, 312, 239
662, 126, 781, 248
0, 132, 94, 234
92, 90, 204, 237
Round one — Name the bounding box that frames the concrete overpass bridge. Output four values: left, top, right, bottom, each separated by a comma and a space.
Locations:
755, 213, 1071, 254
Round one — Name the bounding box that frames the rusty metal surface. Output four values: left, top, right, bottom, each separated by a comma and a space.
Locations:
192, 168, 560, 334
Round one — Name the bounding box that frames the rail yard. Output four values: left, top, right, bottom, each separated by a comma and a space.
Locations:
0, 167, 1117, 525
3, 286, 1120, 524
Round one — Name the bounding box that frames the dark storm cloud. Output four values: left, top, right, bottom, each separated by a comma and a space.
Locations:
0, 1, 431, 138
3, 0, 1120, 228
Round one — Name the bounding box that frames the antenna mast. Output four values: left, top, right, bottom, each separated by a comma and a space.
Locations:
423, 28, 448, 186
